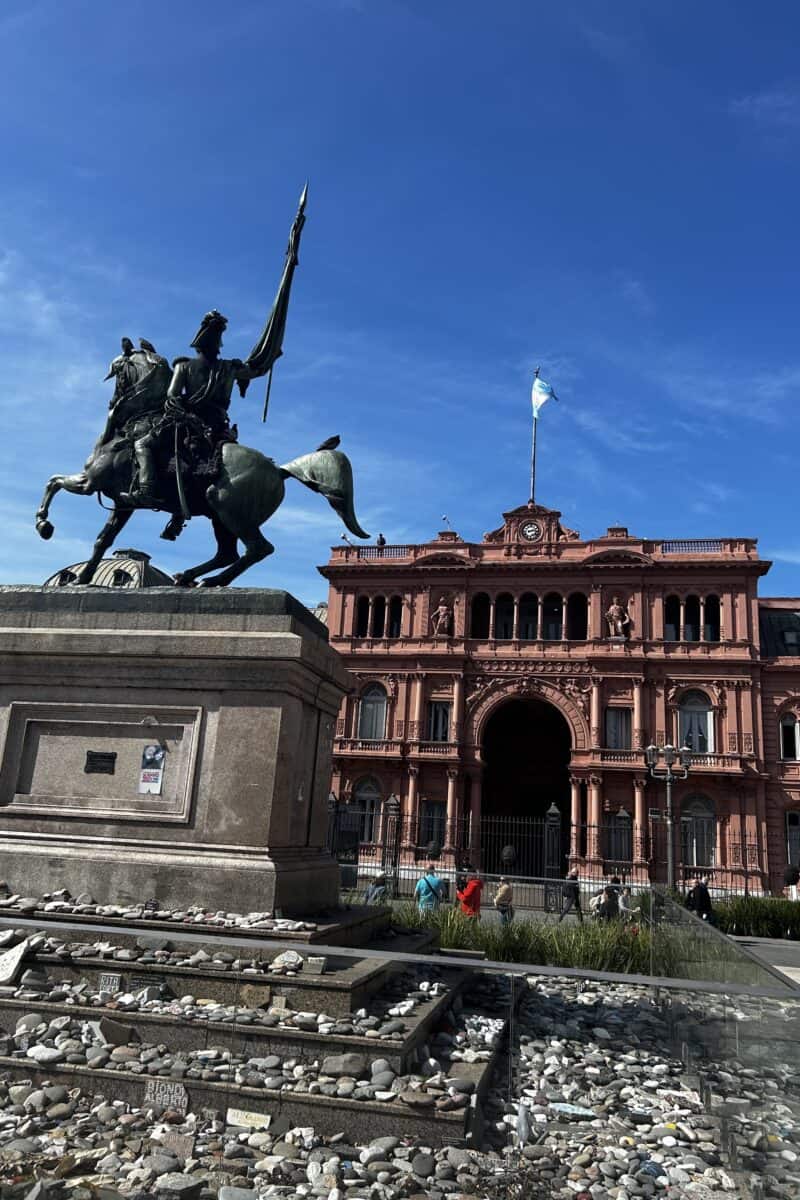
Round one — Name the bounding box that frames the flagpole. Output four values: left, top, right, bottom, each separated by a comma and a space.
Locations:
530, 366, 540, 504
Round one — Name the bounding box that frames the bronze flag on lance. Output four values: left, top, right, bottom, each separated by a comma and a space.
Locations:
246, 183, 309, 422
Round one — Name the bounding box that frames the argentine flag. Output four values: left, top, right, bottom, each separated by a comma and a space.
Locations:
532, 373, 558, 418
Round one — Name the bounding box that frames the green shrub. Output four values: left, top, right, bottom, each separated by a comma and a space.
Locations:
716, 896, 800, 940
393, 903, 678, 976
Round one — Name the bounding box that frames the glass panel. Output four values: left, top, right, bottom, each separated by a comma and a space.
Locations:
679, 691, 714, 752
782, 716, 798, 760
428, 701, 450, 742
358, 686, 387, 740
605, 707, 632, 749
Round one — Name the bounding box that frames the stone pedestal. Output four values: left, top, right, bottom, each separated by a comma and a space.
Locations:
0, 587, 351, 914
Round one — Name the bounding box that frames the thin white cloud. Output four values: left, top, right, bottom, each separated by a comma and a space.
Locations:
617, 272, 655, 316
730, 85, 800, 130
577, 23, 635, 65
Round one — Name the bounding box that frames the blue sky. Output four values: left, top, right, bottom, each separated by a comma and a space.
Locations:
2, 0, 800, 602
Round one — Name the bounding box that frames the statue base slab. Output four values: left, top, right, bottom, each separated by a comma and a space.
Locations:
0, 587, 351, 915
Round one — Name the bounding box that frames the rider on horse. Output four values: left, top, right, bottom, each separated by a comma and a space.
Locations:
118, 310, 251, 512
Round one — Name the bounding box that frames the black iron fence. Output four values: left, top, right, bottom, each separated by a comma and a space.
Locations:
326, 800, 767, 896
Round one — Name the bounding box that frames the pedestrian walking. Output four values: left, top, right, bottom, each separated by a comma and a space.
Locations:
414, 861, 444, 913
785, 862, 800, 901
493, 876, 514, 925
457, 869, 483, 918
558, 868, 583, 923
597, 886, 620, 921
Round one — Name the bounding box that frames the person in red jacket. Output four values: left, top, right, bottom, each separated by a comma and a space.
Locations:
457, 869, 483, 918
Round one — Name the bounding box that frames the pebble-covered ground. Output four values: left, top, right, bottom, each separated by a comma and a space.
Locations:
0, 971, 796, 1198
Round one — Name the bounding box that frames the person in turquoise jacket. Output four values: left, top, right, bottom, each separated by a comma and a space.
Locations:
415, 862, 444, 912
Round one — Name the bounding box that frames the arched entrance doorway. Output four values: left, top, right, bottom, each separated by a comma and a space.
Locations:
479, 697, 571, 875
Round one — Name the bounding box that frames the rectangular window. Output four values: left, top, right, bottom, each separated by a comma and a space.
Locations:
782, 719, 799, 761
419, 799, 446, 849
428, 701, 451, 742
787, 812, 800, 866
604, 707, 632, 750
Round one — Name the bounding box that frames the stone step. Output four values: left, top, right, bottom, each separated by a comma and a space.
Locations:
23, 950, 391, 1017
0, 903, 391, 947
0, 969, 464, 1073
0, 1053, 492, 1147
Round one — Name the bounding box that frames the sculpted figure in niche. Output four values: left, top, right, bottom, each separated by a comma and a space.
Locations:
605, 596, 631, 639
431, 596, 453, 637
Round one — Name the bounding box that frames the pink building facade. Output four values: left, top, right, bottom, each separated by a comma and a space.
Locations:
320, 502, 800, 892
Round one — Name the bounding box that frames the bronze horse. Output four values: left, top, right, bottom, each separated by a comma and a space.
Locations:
35, 348, 369, 587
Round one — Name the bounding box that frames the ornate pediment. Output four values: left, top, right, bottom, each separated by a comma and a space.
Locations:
482, 502, 581, 547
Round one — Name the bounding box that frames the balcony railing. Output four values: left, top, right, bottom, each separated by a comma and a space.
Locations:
413, 741, 458, 755
353, 545, 412, 560
334, 738, 398, 753
661, 539, 724, 554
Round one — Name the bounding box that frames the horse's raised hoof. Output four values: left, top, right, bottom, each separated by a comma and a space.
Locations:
199, 576, 224, 588
172, 573, 197, 588
36, 519, 54, 541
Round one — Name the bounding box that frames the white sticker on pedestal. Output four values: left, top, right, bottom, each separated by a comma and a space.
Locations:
227, 1106, 271, 1129
139, 744, 165, 795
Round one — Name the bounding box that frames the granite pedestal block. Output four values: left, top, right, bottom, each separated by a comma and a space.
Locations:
0, 587, 350, 913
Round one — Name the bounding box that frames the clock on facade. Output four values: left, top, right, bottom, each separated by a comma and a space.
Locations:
521, 520, 542, 542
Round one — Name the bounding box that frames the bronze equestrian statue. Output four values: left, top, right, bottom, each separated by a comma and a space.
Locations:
34, 188, 370, 587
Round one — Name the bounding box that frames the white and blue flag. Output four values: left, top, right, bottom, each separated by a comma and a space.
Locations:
531, 373, 558, 418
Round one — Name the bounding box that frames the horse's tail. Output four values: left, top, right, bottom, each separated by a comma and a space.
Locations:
280, 443, 370, 539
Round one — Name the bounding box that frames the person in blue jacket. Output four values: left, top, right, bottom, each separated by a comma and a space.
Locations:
415, 861, 444, 912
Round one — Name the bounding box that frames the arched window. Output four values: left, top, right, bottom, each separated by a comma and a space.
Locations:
112, 568, 131, 587
57, 570, 77, 587
678, 690, 714, 753
542, 593, 563, 640
704, 594, 721, 642
519, 593, 538, 640
781, 713, 800, 760
355, 596, 370, 638
664, 595, 680, 641
567, 592, 588, 640
388, 596, 403, 639
372, 596, 386, 639
680, 795, 716, 867
352, 776, 382, 843
495, 593, 514, 640
470, 593, 490, 639
684, 595, 701, 642
358, 684, 387, 740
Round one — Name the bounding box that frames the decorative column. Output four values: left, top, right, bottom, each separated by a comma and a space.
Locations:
536, 596, 543, 640
404, 765, 419, 849
679, 598, 686, 642
561, 595, 568, 640
488, 597, 496, 640
411, 674, 425, 742
590, 680, 601, 748
587, 775, 602, 862
633, 776, 647, 865
633, 679, 644, 749
569, 775, 582, 858
445, 768, 458, 849
512, 597, 520, 641
699, 597, 706, 642
590, 584, 603, 640
653, 591, 664, 640
452, 674, 464, 744
367, 597, 375, 638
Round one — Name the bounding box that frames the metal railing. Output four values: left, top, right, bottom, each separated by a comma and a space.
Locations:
661, 539, 725, 554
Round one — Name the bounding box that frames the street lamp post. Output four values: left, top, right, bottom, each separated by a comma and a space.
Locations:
644, 743, 692, 891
